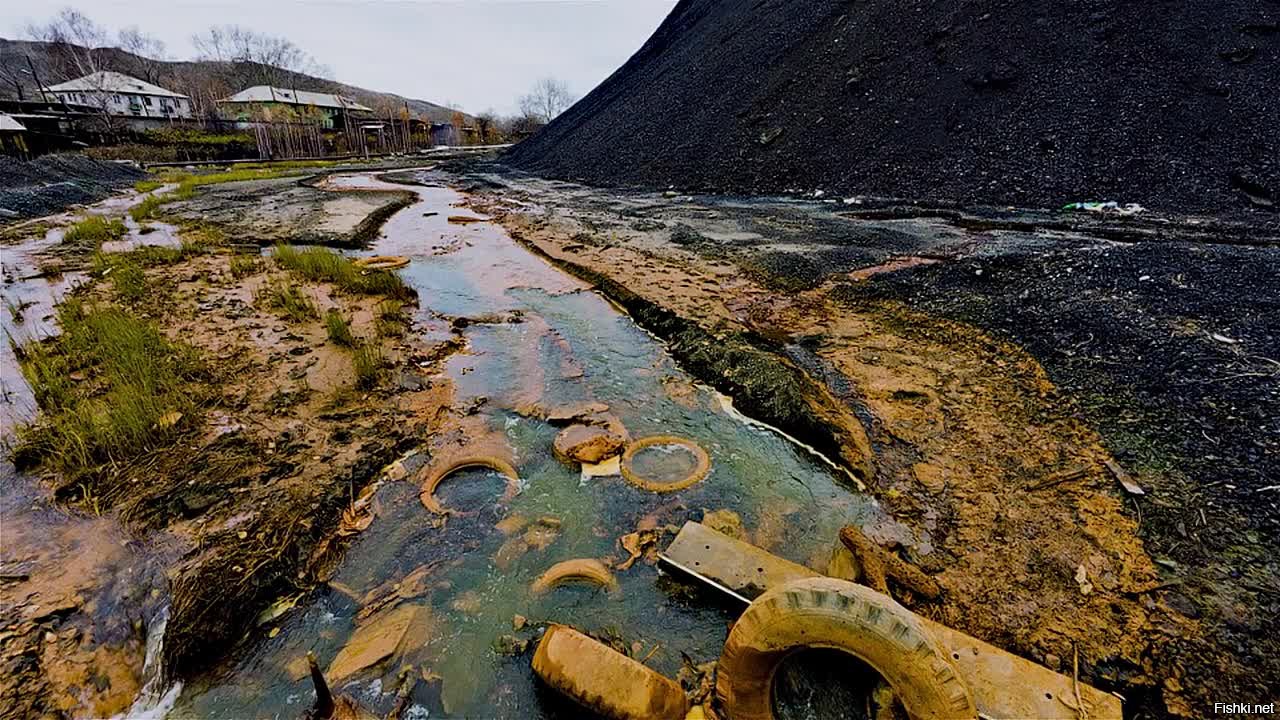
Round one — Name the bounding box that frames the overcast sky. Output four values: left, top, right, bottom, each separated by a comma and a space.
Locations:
1, 1, 677, 114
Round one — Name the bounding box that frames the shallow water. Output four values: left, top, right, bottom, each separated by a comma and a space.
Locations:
172, 170, 900, 718
0, 173, 893, 717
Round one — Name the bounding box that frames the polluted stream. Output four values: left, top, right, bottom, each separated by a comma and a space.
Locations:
5, 171, 905, 718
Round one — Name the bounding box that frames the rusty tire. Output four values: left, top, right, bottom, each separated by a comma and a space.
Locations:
717, 577, 976, 720
620, 435, 711, 493
418, 455, 520, 515
530, 558, 620, 596
353, 255, 410, 270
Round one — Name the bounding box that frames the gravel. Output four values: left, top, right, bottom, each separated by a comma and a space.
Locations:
0, 154, 145, 220
506, 0, 1279, 216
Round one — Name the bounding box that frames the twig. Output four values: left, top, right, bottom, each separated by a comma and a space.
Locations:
1027, 466, 1088, 492
1072, 644, 1088, 720
641, 642, 662, 664
839, 525, 940, 600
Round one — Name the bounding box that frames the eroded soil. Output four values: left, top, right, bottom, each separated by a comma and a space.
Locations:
3, 158, 1274, 718
1, 193, 467, 714
453, 167, 1278, 717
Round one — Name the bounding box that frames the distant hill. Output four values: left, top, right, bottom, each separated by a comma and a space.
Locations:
0, 37, 469, 124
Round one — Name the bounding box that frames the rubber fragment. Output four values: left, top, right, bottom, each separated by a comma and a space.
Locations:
533, 624, 689, 720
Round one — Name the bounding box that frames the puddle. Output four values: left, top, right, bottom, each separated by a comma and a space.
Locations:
173, 171, 898, 718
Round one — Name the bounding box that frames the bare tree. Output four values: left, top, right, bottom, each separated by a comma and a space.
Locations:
192, 25, 325, 89
118, 26, 167, 84
26, 7, 109, 80
26, 8, 123, 134
518, 77, 576, 125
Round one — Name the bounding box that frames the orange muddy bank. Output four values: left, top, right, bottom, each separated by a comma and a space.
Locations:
465, 185, 1236, 716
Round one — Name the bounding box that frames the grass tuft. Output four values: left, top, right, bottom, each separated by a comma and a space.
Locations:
324, 309, 354, 346
272, 245, 412, 299
351, 341, 385, 390
64, 216, 126, 248
229, 254, 260, 279
375, 299, 408, 337
14, 300, 202, 475
256, 279, 317, 322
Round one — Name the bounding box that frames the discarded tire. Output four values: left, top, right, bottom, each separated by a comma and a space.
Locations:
533, 624, 689, 720
418, 455, 520, 515
717, 577, 977, 720
530, 558, 619, 596
620, 435, 711, 493
353, 255, 410, 270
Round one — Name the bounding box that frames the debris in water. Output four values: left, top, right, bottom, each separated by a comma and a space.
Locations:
619, 435, 711, 493
532, 624, 689, 720
553, 423, 626, 464
530, 558, 619, 596
327, 603, 433, 682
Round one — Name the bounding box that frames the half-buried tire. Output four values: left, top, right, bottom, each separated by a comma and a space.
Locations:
419, 455, 520, 515
717, 577, 976, 720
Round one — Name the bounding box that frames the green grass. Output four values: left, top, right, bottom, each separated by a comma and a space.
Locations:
130, 165, 319, 220
351, 341, 385, 390
324, 309, 354, 346
15, 299, 202, 473
256, 279, 317, 322
375, 299, 408, 337
64, 216, 126, 248
272, 245, 412, 299
130, 194, 163, 221
229, 254, 260, 279
109, 261, 148, 302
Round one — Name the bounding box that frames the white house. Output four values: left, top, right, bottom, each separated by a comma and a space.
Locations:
44, 71, 192, 119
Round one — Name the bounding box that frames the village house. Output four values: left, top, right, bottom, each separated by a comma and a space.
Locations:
217, 86, 373, 129
43, 71, 192, 119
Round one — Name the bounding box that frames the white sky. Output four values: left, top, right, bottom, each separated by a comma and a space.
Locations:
0, 1, 677, 114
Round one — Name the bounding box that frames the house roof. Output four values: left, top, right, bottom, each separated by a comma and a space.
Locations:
218, 86, 374, 113
0, 113, 27, 132
44, 71, 189, 99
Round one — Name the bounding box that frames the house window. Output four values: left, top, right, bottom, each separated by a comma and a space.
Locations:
144, 96, 153, 106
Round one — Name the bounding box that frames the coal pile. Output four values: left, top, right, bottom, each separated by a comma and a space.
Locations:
0, 154, 146, 221
506, 0, 1279, 216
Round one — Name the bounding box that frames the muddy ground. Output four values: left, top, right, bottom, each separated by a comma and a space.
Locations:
0, 167, 467, 716
2, 155, 1275, 718
444, 163, 1279, 718
161, 174, 415, 248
